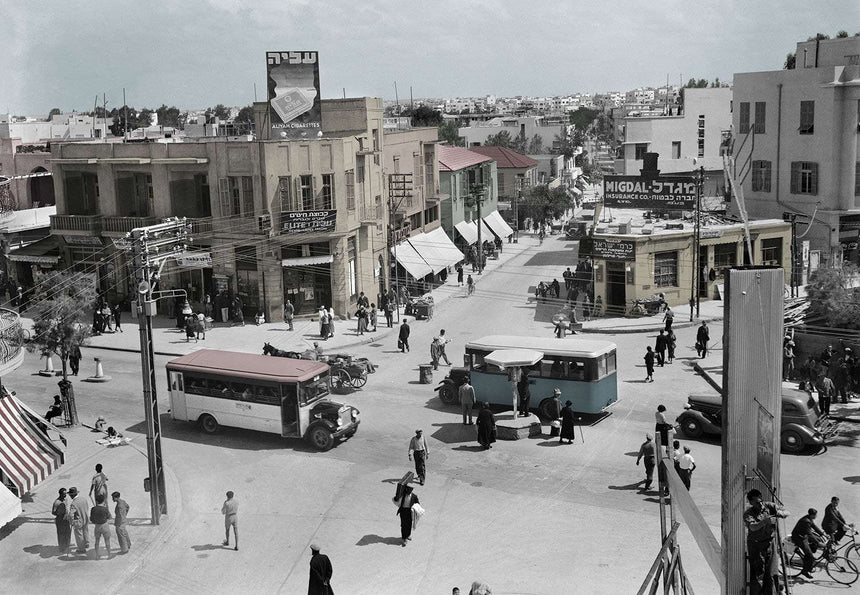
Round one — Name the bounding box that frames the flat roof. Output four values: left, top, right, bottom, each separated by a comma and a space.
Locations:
166, 349, 328, 383
466, 335, 616, 358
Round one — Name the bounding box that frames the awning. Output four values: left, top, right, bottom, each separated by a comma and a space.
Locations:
454, 221, 478, 245
7, 235, 60, 265
408, 228, 464, 274
0, 391, 65, 496
0, 484, 21, 528
281, 254, 334, 268
483, 210, 514, 238
391, 240, 433, 280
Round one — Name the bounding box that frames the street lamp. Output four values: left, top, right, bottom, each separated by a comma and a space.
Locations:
469, 182, 487, 274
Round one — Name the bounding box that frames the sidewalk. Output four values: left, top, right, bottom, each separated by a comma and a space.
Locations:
581, 299, 724, 334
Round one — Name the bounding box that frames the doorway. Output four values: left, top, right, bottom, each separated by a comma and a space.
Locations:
606, 261, 627, 315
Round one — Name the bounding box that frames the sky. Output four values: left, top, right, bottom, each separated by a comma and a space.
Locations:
2, 0, 856, 115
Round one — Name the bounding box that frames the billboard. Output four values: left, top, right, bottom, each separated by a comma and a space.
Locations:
266, 51, 321, 140
281, 210, 336, 233
592, 238, 636, 261
603, 175, 697, 209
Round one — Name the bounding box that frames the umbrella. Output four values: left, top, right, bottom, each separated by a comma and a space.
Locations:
484, 349, 543, 418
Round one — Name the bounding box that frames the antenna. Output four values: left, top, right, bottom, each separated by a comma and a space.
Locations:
410, 86, 414, 110
342, 88, 346, 99
123, 88, 128, 141
254, 82, 257, 102
394, 81, 399, 115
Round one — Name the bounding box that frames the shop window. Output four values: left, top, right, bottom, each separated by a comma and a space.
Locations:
752, 161, 772, 192
739, 102, 750, 134
654, 251, 678, 287
799, 101, 814, 134
754, 102, 766, 134
761, 238, 783, 266
713, 242, 737, 276
790, 162, 818, 195
321, 174, 334, 210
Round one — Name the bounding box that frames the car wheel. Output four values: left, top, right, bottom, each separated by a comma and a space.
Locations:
199, 414, 219, 434
680, 417, 703, 438
308, 425, 334, 452
438, 385, 457, 405
781, 429, 804, 454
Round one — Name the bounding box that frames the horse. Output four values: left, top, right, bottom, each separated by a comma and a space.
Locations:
262, 342, 302, 359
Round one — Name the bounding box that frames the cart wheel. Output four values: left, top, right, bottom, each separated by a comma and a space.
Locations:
352, 372, 367, 388
331, 369, 352, 393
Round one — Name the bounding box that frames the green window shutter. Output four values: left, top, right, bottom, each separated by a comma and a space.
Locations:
789, 162, 799, 194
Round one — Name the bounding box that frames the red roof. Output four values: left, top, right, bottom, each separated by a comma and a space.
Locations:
438, 145, 495, 172
468, 146, 538, 169
166, 349, 329, 383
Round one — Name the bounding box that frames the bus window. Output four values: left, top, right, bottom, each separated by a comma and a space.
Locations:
253, 386, 281, 406
597, 357, 608, 379
208, 379, 233, 399
544, 359, 565, 378
229, 381, 253, 401
185, 374, 208, 395
606, 351, 617, 374
568, 361, 586, 381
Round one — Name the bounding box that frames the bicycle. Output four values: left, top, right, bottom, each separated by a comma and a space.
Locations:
786, 533, 859, 585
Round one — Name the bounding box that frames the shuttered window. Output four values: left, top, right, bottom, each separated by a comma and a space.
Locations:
790, 162, 818, 195
752, 161, 772, 192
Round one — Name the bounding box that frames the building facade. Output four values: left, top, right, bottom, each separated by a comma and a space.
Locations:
437, 146, 499, 245
731, 36, 860, 263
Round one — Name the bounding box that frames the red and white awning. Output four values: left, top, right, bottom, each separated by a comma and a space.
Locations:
0, 392, 64, 496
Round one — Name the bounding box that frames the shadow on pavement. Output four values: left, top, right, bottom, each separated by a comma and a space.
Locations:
451, 445, 484, 452
190, 543, 229, 552
535, 439, 565, 447
608, 481, 645, 491
429, 422, 477, 444
23, 544, 59, 558
355, 534, 402, 547
844, 475, 860, 484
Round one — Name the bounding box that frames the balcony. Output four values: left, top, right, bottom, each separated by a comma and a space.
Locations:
0, 308, 25, 377
188, 217, 213, 235
50, 214, 102, 235
101, 216, 159, 237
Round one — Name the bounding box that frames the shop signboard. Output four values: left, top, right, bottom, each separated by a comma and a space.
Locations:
281, 210, 336, 233
593, 238, 636, 261
266, 51, 321, 140
177, 252, 212, 268
603, 175, 697, 209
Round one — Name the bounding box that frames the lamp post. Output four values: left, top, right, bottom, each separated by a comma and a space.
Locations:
470, 182, 486, 274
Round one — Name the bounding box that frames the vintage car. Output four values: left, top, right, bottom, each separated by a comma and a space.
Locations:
675, 388, 837, 454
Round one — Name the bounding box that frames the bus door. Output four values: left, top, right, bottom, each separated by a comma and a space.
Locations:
281, 384, 299, 437
168, 370, 187, 420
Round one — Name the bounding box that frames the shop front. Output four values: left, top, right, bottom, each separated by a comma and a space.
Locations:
281, 243, 332, 316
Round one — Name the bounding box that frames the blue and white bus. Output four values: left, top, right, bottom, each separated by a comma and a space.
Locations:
462, 335, 618, 417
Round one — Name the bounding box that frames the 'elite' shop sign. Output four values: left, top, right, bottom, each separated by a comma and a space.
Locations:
281, 210, 336, 233
593, 238, 636, 261
603, 175, 697, 209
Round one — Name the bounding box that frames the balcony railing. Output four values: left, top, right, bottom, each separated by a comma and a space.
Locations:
50, 214, 102, 234
188, 217, 213, 235
0, 308, 24, 375
102, 216, 159, 236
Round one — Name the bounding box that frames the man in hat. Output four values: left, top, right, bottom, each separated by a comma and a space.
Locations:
636, 434, 656, 490
407, 429, 428, 485
308, 543, 334, 594
52, 488, 71, 554
67, 487, 90, 553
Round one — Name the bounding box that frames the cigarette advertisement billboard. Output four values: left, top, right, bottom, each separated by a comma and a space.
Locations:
266, 51, 321, 140
603, 175, 697, 210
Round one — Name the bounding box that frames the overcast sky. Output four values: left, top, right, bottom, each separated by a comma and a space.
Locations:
2, 0, 855, 114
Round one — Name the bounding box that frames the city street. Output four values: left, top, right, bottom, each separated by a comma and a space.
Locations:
2, 233, 856, 594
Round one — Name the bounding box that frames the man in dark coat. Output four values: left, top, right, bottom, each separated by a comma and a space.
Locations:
655, 330, 668, 367
308, 543, 334, 594
517, 369, 531, 417
398, 318, 411, 353
560, 400, 575, 444
396, 486, 419, 546
696, 321, 710, 358
476, 402, 496, 449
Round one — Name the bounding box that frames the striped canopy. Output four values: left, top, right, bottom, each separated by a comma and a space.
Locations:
0, 392, 64, 496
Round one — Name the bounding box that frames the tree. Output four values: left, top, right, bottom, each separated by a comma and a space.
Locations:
527, 134, 544, 154
438, 121, 463, 146
484, 130, 513, 148
235, 105, 254, 124
807, 33, 830, 41
109, 105, 140, 136
406, 105, 443, 127
26, 271, 97, 426
519, 184, 570, 228
805, 264, 860, 330
836, 30, 848, 38
513, 129, 528, 154
156, 104, 181, 128
208, 104, 230, 122
568, 107, 599, 131
784, 52, 797, 70
138, 108, 153, 128
47, 108, 62, 120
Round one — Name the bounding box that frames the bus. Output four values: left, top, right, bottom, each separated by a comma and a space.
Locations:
459, 335, 618, 417
165, 349, 360, 451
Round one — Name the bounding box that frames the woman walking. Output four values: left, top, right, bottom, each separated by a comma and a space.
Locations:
560, 400, 575, 444
476, 402, 496, 449
395, 486, 419, 547
655, 404, 673, 453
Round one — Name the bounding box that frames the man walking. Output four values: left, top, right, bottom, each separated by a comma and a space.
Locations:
408, 429, 428, 485
398, 318, 411, 353
459, 375, 476, 425
89, 463, 109, 504
284, 300, 294, 331
221, 490, 239, 550
112, 491, 131, 554
677, 446, 696, 490
644, 346, 655, 382
655, 330, 668, 367
384, 300, 395, 328
663, 307, 674, 332
434, 329, 452, 366
308, 543, 334, 594
68, 486, 90, 554
52, 488, 71, 554
817, 372, 834, 416
696, 321, 710, 358
635, 434, 656, 490
744, 488, 789, 594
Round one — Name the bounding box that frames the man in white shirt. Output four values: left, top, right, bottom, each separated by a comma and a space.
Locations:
434, 330, 452, 366
408, 430, 429, 485
678, 446, 696, 490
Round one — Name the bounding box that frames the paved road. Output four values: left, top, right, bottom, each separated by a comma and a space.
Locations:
2, 233, 856, 594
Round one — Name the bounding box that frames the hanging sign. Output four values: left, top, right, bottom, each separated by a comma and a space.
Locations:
281, 210, 336, 233
603, 175, 697, 209
177, 252, 212, 268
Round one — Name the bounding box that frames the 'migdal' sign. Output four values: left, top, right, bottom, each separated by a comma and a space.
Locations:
603, 175, 697, 209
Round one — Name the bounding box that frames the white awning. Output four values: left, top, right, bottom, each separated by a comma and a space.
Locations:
454, 221, 477, 244
472, 219, 495, 241
281, 255, 334, 268
0, 484, 21, 528
391, 240, 432, 280
408, 228, 463, 274
483, 210, 514, 238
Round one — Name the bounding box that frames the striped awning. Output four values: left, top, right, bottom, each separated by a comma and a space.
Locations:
0, 392, 64, 496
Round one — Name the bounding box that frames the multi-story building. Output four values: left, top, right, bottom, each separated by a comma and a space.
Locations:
458, 115, 569, 153
1, 113, 109, 143
731, 36, 860, 263
48, 97, 388, 320
469, 146, 537, 196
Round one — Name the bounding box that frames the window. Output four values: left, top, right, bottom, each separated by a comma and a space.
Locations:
754, 102, 766, 134
279, 176, 299, 212
654, 251, 678, 287
346, 171, 355, 209
855, 162, 860, 196
671, 141, 681, 159
320, 174, 333, 209
241, 176, 253, 216
227, 177, 242, 216
799, 101, 814, 134
634, 144, 648, 160
424, 150, 434, 192
761, 238, 783, 265
356, 157, 365, 184
752, 160, 772, 192
697, 139, 705, 158
739, 102, 750, 134
790, 161, 818, 195
498, 175, 505, 195
393, 156, 400, 174
300, 174, 314, 210
713, 242, 737, 276
218, 178, 231, 216
347, 236, 357, 297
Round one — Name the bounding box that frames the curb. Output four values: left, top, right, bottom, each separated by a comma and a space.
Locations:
579, 317, 724, 335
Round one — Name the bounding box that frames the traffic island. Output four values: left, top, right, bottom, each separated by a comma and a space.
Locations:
495, 413, 542, 440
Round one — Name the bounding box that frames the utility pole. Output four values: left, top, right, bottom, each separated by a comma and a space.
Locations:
129, 218, 190, 525
388, 173, 413, 320
471, 181, 486, 274
695, 166, 703, 319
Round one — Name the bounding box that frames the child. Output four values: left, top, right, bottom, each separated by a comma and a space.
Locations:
255, 311, 266, 326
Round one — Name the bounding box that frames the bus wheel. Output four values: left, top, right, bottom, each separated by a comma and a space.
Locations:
199, 414, 219, 434
308, 425, 334, 451
539, 399, 556, 420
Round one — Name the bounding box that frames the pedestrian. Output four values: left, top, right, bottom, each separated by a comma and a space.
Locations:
696, 321, 710, 358
185, 314, 197, 342
357, 291, 369, 309
677, 446, 695, 490
459, 375, 476, 425
284, 300, 294, 331
476, 402, 496, 449
666, 330, 676, 364
370, 303, 378, 331
52, 488, 71, 554
313, 342, 324, 361
823, 496, 848, 544
395, 485, 420, 547
196, 312, 206, 340
517, 368, 531, 417
90, 494, 112, 559
654, 405, 672, 451
89, 463, 109, 504
644, 346, 655, 382
663, 307, 674, 332
112, 491, 131, 554
563, 267, 572, 291
384, 300, 394, 328
328, 306, 335, 337
356, 305, 367, 335
560, 399, 575, 444
67, 486, 90, 553
204, 293, 213, 320
636, 434, 656, 490
655, 330, 667, 367
69, 343, 82, 376
233, 297, 245, 327
112, 303, 123, 333
672, 440, 682, 476
817, 372, 834, 416
791, 508, 826, 579
466, 274, 475, 296
435, 329, 452, 365
743, 488, 789, 594
319, 307, 329, 340
221, 490, 239, 550
834, 351, 852, 404
408, 429, 428, 485
398, 318, 411, 353
456, 263, 464, 286
308, 543, 334, 594
430, 337, 440, 370
782, 337, 795, 381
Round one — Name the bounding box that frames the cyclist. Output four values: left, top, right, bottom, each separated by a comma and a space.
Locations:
743, 488, 788, 594
791, 508, 827, 579
823, 496, 849, 544
466, 275, 475, 296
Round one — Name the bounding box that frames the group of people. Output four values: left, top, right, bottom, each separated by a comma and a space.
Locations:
429, 329, 451, 370
50, 463, 130, 559
184, 312, 207, 342
635, 432, 696, 492
91, 299, 122, 336
791, 342, 858, 416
